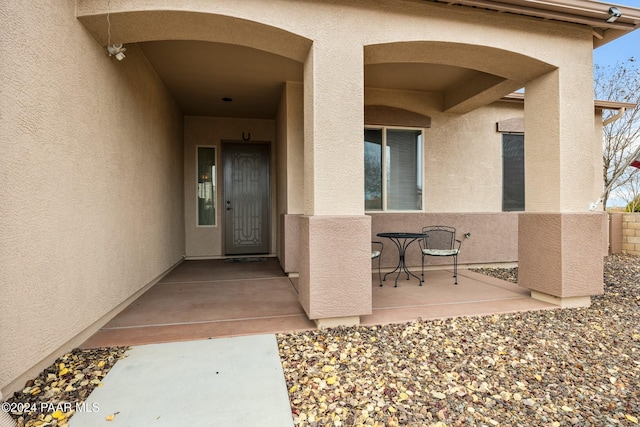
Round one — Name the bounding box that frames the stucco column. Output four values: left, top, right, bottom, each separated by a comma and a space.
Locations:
277, 82, 304, 274
298, 41, 371, 327
521, 67, 605, 307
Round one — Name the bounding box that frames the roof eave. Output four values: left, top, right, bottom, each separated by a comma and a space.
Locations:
500, 93, 637, 110
422, 0, 640, 46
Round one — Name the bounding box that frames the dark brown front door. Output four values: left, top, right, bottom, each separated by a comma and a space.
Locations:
223, 142, 270, 255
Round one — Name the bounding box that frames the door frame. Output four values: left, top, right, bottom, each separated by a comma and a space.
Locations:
221, 141, 272, 256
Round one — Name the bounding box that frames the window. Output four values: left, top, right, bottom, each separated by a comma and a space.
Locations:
502, 134, 524, 211
365, 127, 423, 211
197, 147, 216, 226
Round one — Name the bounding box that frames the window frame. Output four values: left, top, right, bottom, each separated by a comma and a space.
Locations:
364, 125, 424, 213
196, 145, 217, 227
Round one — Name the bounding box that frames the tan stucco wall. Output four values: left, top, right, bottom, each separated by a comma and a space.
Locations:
184, 116, 276, 257
371, 213, 518, 268
276, 82, 304, 266
366, 89, 525, 212
0, 0, 606, 382
610, 213, 624, 254
519, 213, 605, 298
1, 2, 184, 394
282, 213, 518, 274
78, 0, 599, 213
525, 66, 596, 212
298, 216, 372, 320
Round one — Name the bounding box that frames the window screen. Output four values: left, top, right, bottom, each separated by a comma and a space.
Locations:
502, 134, 524, 211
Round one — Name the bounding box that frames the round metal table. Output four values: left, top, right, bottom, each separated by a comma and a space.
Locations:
376, 232, 426, 287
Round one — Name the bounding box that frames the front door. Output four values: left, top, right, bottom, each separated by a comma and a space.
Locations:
223, 142, 270, 255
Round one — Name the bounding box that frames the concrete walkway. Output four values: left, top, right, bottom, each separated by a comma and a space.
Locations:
69, 335, 293, 427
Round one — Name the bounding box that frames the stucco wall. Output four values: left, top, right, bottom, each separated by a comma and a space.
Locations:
0, 3, 184, 394
77, 0, 599, 214
276, 82, 304, 266
281, 212, 519, 274
366, 89, 524, 212
370, 213, 519, 268
184, 116, 276, 257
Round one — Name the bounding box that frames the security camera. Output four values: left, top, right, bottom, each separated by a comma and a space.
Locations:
107, 44, 126, 61
606, 6, 622, 23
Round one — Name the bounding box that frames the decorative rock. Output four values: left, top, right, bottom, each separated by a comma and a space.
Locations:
277, 254, 640, 426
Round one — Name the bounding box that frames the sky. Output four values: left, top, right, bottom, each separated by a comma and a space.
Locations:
593, 0, 640, 67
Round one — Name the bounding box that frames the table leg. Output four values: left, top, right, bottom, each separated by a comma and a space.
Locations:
382, 237, 422, 287
399, 238, 423, 286
382, 237, 404, 286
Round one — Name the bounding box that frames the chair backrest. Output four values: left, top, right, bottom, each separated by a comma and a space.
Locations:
422, 226, 456, 250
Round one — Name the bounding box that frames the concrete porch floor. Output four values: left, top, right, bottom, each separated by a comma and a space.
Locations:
81, 258, 556, 348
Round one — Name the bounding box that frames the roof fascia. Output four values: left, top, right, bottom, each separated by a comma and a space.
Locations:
500, 93, 637, 110
421, 0, 640, 46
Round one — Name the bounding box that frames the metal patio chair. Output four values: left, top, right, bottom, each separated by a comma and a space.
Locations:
419, 226, 462, 285
371, 241, 384, 286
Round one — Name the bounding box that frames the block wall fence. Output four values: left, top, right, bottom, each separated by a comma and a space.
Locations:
609, 213, 640, 256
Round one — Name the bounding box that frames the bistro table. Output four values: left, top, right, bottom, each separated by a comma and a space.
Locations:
376, 232, 427, 287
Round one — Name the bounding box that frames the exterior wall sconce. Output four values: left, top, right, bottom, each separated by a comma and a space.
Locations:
107, 43, 126, 61
606, 6, 622, 23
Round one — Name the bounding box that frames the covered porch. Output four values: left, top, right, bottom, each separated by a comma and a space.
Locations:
81, 258, 555, 348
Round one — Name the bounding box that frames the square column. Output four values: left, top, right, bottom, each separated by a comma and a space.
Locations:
298, 41, 371, 327
519, 213, 605, 307
299, 216, 372, 326
521, 55, 605, 306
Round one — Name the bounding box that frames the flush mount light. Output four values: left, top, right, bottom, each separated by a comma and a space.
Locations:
222, 97, 233, 102
606, 6, 622, 23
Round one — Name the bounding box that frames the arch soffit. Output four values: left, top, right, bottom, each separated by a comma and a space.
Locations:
365, 106, 432, 128
365, 41, 556, 84
76, 9, 312, 63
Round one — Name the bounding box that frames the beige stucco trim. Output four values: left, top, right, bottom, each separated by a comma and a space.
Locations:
531, 291, 591, 308
316, 316, 361, 329
497, 117, 525, 133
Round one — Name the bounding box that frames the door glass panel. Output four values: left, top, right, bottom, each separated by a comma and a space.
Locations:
197, 147, 216, 226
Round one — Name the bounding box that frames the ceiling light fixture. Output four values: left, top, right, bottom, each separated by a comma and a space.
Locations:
606, 6, 622, 23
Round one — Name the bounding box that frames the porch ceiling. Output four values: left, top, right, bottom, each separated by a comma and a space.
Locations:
138, 40, 491, 119
139, 40, 303, 119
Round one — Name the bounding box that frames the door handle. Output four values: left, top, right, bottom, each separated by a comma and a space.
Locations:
226, 200, 232, 210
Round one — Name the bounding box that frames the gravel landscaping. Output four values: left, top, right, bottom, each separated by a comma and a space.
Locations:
5, 348, 128, 427
4, 254, 639, 427
277, 254, 640, 426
